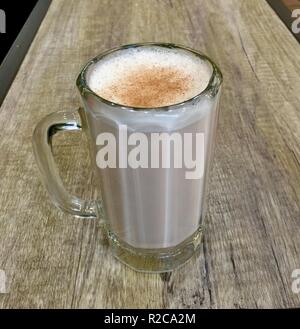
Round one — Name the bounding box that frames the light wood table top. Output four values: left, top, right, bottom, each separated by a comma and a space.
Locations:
0, 0, 299, 308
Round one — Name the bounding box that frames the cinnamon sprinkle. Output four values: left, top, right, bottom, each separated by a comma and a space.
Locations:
99, 66, 193, 108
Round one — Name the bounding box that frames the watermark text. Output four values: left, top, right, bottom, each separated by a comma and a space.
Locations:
0, 270, 7, 294
0, 9, 6, 33
292, 9, 300, 34
96, 125, 205, 180
292, 269, 300, 294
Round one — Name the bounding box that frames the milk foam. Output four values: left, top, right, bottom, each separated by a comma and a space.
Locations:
87, 46, 212, 108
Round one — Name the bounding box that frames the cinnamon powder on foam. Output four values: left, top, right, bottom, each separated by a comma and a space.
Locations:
98, 66, 193, 108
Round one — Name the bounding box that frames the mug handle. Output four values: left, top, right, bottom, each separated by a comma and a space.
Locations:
32, 108, 98, 218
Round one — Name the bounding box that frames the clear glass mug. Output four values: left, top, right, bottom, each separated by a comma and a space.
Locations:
32, 43, 222, 273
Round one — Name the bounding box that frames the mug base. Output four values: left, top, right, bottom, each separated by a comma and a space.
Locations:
107, 226, 203, 273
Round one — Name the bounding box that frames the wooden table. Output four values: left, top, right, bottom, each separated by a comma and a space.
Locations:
0, 0, 299, 309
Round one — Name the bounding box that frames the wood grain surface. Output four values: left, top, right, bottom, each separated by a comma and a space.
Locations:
0, 0, 300, 309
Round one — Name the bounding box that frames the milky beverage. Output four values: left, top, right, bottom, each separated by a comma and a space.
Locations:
85, 46, 218, 249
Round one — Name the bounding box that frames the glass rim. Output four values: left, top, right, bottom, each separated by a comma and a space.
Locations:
76, 42, 223, 112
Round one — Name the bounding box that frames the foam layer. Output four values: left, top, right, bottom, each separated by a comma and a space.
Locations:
87, 46, 212, 108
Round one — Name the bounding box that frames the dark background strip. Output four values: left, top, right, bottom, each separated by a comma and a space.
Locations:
0, 0, 52, 106
266, 0, 300, 43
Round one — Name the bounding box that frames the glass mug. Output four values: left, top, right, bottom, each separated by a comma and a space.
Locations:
32, 43, 222, 272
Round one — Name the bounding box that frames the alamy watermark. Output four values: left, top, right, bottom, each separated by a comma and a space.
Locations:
292, 9, 300, 34
292, 269, 300, 294
0, 269, 7, 294
0, 9, 6, 34
96, 125, 205, 180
